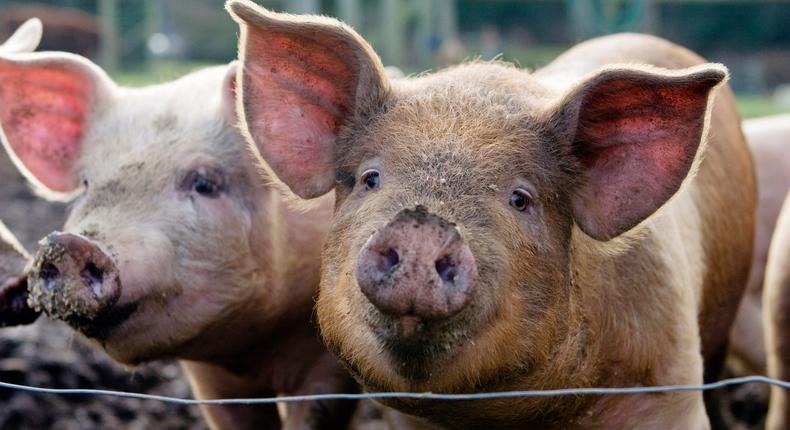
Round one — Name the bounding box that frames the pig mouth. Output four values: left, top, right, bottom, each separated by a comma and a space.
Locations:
0, 274, 40, 327
64, 299, 139, 341
363, 309, 476, 381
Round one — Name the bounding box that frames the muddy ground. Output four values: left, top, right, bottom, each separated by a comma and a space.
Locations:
0, 148, 771, 429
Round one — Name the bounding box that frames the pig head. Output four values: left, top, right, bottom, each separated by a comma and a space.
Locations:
229, 2, 755, 428
0, 50, 329, 365
0, 44, 360, 429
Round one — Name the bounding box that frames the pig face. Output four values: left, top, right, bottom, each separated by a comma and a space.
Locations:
229, 0, 725, 396
0, 53, 293, 364
317, 74, 581, 385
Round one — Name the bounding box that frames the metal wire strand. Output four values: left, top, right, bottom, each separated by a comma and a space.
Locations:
0, 375, 787, 406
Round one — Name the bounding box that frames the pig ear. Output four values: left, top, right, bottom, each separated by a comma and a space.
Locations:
220, 61, 239, 124
0, 52, 113, 200
554, 64, 727, 240
0, 18, 43, 54
227, 0, 389, 199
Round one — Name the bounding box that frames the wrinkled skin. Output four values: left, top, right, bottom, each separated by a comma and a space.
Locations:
229, 3, 755, 428
729, 114, 790, 374
0, 49, 356, 429
765, 191, 790, 430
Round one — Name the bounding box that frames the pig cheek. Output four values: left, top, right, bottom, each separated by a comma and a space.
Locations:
316, 266, 410, 390
100, 261, 215, 362
98, 237, 186, 357
316, 223, 409, 387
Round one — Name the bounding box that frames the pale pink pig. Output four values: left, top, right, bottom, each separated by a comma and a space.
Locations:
0, 48, 356, 429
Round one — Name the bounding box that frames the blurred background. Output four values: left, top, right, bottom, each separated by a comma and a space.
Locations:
0, 0, 789, 117
0, 1, 785, 428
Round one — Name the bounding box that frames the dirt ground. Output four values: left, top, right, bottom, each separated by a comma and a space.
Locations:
0, 147, 771, 429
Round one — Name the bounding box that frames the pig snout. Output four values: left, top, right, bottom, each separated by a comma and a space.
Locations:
356, 206, 477, 325
27, 232, 121, 321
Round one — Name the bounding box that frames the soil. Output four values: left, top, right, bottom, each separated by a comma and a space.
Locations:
0, 147, 770, 429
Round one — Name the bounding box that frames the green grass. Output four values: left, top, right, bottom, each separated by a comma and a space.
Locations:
111, 60, 218, 87
503, 45, 569, 69
736, 96, 790, 119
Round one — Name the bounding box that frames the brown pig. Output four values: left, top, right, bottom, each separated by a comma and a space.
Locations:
228, 2, 756, 428
764, 191, 790, 430
0, 50, 357, 428
729, 114, 790, 373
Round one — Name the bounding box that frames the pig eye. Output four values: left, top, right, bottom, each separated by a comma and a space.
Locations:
509, 188, 533, 212
182, 170, 224, 198
193, 175, 220, 197
361, 169, 380, 190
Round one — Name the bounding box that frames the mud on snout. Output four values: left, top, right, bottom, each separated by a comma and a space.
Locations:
27, 232, 133, 339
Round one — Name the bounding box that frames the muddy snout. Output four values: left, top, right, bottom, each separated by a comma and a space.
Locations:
356, 206, 477, 324
27, 232, 121, 321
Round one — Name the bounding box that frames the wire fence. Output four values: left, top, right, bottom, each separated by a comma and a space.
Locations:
0, 375, 786, 406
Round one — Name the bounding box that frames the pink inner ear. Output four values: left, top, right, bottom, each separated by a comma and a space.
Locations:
242, 26, 358, 198
0, 61, 89, 193
572, 77, 714, 240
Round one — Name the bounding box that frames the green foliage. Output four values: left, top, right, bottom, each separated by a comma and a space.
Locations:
111, 60, 216, 87
736, 96, 790, 119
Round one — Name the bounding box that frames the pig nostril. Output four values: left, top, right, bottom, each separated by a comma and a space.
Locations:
435, 255, 457, 284
378, 248, 400, 274
81, 262, 104, 298
39, 263, 60, 291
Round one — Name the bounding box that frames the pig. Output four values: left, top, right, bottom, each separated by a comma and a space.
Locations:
764, 191, 790, 430
227, 2, 756, 428
729, 114, 790, 373
0, 17, 43, 327
0, 219, 38, 326
0, 49, 358, 428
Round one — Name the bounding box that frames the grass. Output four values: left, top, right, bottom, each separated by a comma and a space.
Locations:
112, 60, 790, 120
736, 96, 790, 119
111, 60, 217, 87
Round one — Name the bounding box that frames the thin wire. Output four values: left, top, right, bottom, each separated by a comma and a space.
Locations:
0, 375, 787, 406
